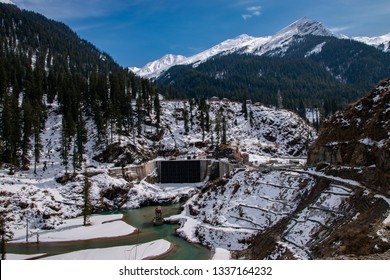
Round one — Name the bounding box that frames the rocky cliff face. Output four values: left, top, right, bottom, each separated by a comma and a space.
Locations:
308, 78, 390, 195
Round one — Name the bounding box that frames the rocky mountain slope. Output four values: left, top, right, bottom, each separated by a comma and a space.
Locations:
173, 167, 389, 259
308, 78, 390, 195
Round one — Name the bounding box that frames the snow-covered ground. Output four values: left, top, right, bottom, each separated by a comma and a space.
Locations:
5, 253, 45, 260
11, 214, 135, 243
40, 239, 171, 260
7, 239, 171, 260
212, 248, 231, 260
279, 184, 353, 259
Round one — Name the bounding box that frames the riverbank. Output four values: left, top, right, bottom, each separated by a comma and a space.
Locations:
7, 205, 211, 260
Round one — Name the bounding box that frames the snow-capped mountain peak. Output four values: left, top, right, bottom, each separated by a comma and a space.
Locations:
129, 17, 389, 79
276, 17, 334, 37
180, 34, 262, 67
129, 34, 262, 78
0, 0, 15, 4
240, 18, 334, 57
130, 54, 187, 79
130, 18, 338, 78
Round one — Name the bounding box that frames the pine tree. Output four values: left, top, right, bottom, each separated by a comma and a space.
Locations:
200, 110, 205, 142
298, 99, 306, 120
199, 99, 210, 133
60, 121, 69, 175
215, 110, 221, 145
82, 173, 92, 226
0, 63, 7, 101
33, 109, 42, 175
189, 99, 194, 129
21, 98, 33, 170
76, 109, 87, 168
154, 93, 161, 128
205, 108, 210, 133
242, 98, 248, 120
221, 116, 227, 145
136, 92, 143, 136
183, 103, 189, 134
1, 92, 21, 167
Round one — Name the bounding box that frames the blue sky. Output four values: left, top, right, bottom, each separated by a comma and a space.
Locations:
10, 0, 390, 67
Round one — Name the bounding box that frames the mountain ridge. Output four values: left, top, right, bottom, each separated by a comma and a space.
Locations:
0, 0, 14, 5
130, 18, 390, 79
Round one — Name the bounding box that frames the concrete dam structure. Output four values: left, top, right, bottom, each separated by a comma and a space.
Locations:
156, 160, 211, 183
110, 159, 237, 184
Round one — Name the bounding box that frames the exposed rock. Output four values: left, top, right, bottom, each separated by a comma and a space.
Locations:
93, 141, 156, 166
308, 78, 390, 194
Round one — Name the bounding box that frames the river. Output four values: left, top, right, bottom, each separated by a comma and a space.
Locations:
7, 204, 211, 260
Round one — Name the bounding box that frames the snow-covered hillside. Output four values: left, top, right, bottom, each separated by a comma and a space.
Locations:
130, 17, 390, 79
0, 95, 314, 240
170, 170, 316, 251
157, 99, 316, 158
354, 33, 390, 52
1, 91, 388, 260
170, 168, 390, 259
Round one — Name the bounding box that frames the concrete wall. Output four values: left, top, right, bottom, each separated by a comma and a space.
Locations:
109, 161, 157, 181
218, 161, 238, 177
200, 160, 211, 180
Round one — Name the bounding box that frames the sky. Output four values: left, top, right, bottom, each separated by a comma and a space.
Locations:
8, 0, 390, 67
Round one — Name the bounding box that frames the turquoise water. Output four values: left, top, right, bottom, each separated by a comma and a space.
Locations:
7, 204, 211, 260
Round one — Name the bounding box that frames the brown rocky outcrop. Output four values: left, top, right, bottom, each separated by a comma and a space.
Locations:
308, 78, 390, 195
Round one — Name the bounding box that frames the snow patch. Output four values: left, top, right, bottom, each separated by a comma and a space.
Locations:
41, 239, 171, 260
305, 42, 326, 57
11, 214, 135, 243
354, 33, 390, 52
212, 248, 231, 260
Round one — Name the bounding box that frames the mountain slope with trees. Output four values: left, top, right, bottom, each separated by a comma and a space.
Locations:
158, 35, 390, 117
0, 3, 159, 171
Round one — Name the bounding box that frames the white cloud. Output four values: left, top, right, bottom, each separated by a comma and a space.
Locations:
247, 6, 261, 12
242, 14, 252, 20
242, 5, 262, 20
329, 26, 351, 33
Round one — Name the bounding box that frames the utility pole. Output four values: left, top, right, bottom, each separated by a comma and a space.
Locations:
25, 212, 29, 243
